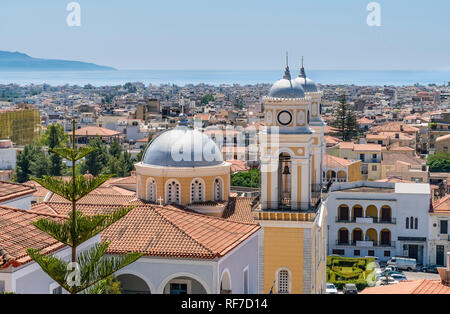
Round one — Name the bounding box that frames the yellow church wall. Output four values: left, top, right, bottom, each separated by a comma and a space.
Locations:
263, 227, 304, 294
139, 173, 229, 205
311, 155, 315, 185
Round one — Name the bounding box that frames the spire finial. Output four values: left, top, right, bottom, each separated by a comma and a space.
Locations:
283, 51, 291, 80
299, 56, 306, 78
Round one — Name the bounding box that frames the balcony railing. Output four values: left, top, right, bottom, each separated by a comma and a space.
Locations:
262, 201, 319, 212
335, 217, 397, 224
335, 240, 396, 248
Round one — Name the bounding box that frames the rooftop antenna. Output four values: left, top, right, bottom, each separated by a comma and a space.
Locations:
283, 51, 291, 80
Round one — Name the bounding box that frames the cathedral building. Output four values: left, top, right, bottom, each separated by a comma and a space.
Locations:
253, 58, 327, 294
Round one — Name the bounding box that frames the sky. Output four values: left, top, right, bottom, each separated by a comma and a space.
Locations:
0, 0, 449, 71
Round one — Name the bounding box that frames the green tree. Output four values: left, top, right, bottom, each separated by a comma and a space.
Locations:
28, 120, 143, 294
14, 144, 39, 183
136, 144, 147, 162
30, 148, 50, 179
109, 139, 122, 159
40, 124, 69, 147
330, 95, 359, 142
42, 124, 67, 177
427, 151, 450, 172
231, 169, 261, 188
80, 138, 108, 176
201, 94, 214, 105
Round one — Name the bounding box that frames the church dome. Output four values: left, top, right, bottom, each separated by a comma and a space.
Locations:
294, 61, 318, 93
294, 77, 318, 93
142, 128, 223, 168
269, 78, 305, 99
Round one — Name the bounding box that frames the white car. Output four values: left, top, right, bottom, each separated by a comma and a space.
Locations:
326, 283, 338, 294
378, 277, 399, 285
390, 274, 407, 281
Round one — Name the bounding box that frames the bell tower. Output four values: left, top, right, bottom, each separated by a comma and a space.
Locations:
254, 56, 327, 294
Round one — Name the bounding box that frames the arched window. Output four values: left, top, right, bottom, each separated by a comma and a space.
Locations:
277, 269, 290, 294
146, 178, 157, 203
214, 178, 223, 201
406, 217, 409, 229
191, 179, 204, 203
410, 216, 414, 229
415, 218, 418, 230
166, 180, 180, 205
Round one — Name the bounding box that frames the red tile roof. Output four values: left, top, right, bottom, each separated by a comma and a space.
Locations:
0, 206, 66, 268
32, 202, 260, 260
221, 197, 256, 224
361, 279, 450, 294
432, 195, 450, 214
0, 181, 36, 203
73, 126, 121, 137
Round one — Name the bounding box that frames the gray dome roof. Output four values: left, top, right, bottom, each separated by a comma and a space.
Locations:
268, 78, 305, 99
142, 128, 223, 167
294, 77, 318, 93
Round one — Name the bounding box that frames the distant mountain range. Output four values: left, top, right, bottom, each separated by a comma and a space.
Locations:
0, 51, 116, 71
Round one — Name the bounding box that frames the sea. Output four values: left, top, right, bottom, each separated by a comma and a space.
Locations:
0, 69, 449, 87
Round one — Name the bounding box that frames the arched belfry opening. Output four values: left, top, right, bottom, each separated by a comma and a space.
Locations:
279, 153, 292, 209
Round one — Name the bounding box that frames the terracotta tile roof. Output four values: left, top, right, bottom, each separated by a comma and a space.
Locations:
324, 155, 357, 168
339, 142, 355, 150
47, 193, 137, 205
324, 136, 342, 146
0, 206, 66, 268
0, 181, 36, 203
221, 197, 256, 224
36, 202, 260, 260
432, 195, 450, 214
370, 122, 419, 133
382, 153, 424, 166
73, 126, 121, 137
354, 144, 382, 152
227, 159, 249, 173
105, 176, 136, 187
358, 117, 374, 124
436, 134, 450, 143
361, 279, 450, 294
24, 181, 50, 198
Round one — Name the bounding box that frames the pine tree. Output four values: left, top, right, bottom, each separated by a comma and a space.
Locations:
80, 138, 108, 176
30, 148, 50, 179
14, 145, 35, 183
48, 125, 64, 176
109, 139, 122, 159
330, 95, 359, 142
28, 120, 143, 294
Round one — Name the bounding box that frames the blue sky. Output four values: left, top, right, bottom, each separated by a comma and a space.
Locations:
0, 0, 449, 70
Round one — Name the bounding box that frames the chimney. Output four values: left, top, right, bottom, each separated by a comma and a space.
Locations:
437, 252, 450, 286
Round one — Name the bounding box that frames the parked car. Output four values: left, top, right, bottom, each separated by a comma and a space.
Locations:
390, 274, 407, 281
343, 284, 358, 294
326, 283, 338, 294
378, 277, 399, 285
422, 265, 439, 274
387, 257, 417, 271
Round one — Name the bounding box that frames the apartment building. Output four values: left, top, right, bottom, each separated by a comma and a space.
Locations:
326, 181, 431, 264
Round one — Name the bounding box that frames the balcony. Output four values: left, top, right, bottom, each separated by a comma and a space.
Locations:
335, 217, 397, 224
336, 241, 396, 248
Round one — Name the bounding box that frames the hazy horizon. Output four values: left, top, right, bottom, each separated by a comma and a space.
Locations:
1, 0, 449, 71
